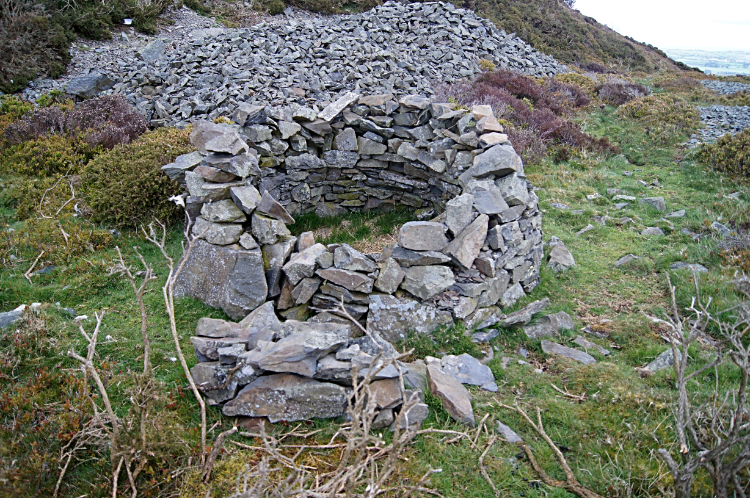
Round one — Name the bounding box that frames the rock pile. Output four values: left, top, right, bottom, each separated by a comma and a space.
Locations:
701, 80, 750, 95
61, 1, 566, 126
169, 93, 543, 339
691, 105, 750, 143
190, 301, 497, 427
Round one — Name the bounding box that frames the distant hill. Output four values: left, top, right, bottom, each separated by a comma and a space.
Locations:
464, 0, 696, 73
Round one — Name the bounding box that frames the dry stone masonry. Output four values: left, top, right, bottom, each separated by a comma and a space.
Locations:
168, 91, 544, 426
57, 2, 566, 127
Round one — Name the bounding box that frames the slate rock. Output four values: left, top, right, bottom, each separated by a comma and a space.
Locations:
222, 374, 349, 422
642, 227, 665, 236
0, 305, 25, 329
367, 294, 453, 343
669, 262, 708, 273
472, 189, 509, 215
401, 265, 455, 300
200, 199, 246, 223
370, 379, 402, 409
195, 317, 248, 339
467, 144, 523, 179
65, 71, 114, 99
398, 222, 448, 251
441, 353, 495, 387
238, 301, 282, 335
255, 323, 349, 377
334, 244, 377, 272
191, 361, 258, 404
644, 348, 681, 373
230, 185, 262, 215
391, 402, 430, 430
192, 217, 243, 245
316, 268, 374, 293
390, 246, 452, 267
572, 335, 610, 356
501, 282, 526, 307
139, 38, 167, 62
427, 364, 475, 427
523, 311, 574, 339
547, 241, 575, 272
256, 190, 295, 224
498, 298, 550, 327
445, 193, 476, 237
252, 213, 291, 245
443, 214, 488, 269
541, 340, 596, 365
375, 257, 405, 294
496, 421, 523, 443
161, 151, 203, 182
283, 243, 328, 286
639, 197, 666, 211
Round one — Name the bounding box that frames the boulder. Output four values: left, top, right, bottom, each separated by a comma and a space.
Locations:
494, 173, 529, 206
443, 214, 488, 269
401, 265, 455, 300
466, 144, 523, 179
398, 222, 448, 251
367, 294, 453, 343
222, 374, 349, 422
441, 353, 496, 390
65, 71, 114, 99
174, 240, 267, 320
427, 364, 475, 427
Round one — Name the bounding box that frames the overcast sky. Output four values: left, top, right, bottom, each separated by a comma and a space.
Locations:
573, 0, 750, 51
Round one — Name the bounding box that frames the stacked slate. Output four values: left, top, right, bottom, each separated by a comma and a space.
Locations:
169, 93, 543, 333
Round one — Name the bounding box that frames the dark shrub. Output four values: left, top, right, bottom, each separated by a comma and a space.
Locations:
579, 61, 613, 74
5, 95, 147, 150
596, 78, 650, 106
81, 127, 193, 228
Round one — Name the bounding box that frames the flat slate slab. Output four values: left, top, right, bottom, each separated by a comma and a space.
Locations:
541, 340, 596, 365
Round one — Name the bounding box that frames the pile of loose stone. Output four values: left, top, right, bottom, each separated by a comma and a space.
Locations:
690, 105, 750, 144
190, 300, 502, 428
61, 1, 566, 127
701, 80, 750, 95
168, 92, 543, 337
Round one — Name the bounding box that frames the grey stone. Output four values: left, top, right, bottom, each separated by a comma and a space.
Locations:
642, 227, 665, 236
390, 247, 452, 267
190, 121, 234, 154
334, 244, 377, 272
161, 151, 203, 182
572, 336, 610, 356
399, 95, 431, 109
297, 232, 316, 252
232, 103, 266, 126
541, 340, 596, 365
318, 92, 360, 122
223, 374, 349, 422
230, 185, 262, 215
575, 224, 596, 236
443, 214, 488, 269
200, 199, 246, 223
192, 217, 243, 245
670, 262, 708, 273
639, 197, 666, 211
291, 277, 321, 305
239, 233, 259, 250
286, 153, 325, 170
238, 301, 282, 334
666, 209, 686, 218
191, 336, 248, 362
334, 128, 358, 151
65, 71, 114, 99
496, 421, 523, 443
523, 311, 575, 339
370, 378, 402, 409
614, 254, 639, 267
498, 298, 550, 327
644, 348, 681, 373
293, 107, 318, 121
192, 361, 258, 404
244, 124, 272, 142
283, 243, 328, 286
427, 364, 475, 427
441, 353, 495, 387
224, 249, 269, 320
401, 265, 455, 300
319, 283, 369, 305
278, 121, 302, 139
486, 226, 506, 251
445, 194, 476, 237
255, 323, 349, 377
358, 136, 388, 155
501, 283, 526, 308
373, 408, 395, 430
204, 132, 248, 155
256, 190, 295, 224
316, 268, 374, 293
0, 305, 25, 329
204, 152, 259, 179
711, 221, 732, 237
473, 189, 510, 215
494, 173, 529, 206
367, 294, 452, 343
454, 296, 478, 320
547, 242, 575, 272
195, 317, 248, 339
193, 165, 238, 183
375, 257, 405, 294
467, 144, 523, 179
139, 38, 167, 62
477, 272, 511, 308
252, 213, 291, 245
391, 402, 429, 430
398, 222, 448, 251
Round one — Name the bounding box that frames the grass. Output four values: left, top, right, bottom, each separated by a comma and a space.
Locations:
2, 72, 750, 497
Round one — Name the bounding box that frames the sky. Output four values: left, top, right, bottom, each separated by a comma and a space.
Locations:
573, 0, 750, 52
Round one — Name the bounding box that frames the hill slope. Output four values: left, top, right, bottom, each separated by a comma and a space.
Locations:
465, 0, 695, 73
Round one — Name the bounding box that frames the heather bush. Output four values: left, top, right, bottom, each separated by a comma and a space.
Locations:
616, 94, 700, 143
596, 77, 650, 106
697, 129, 750, 179
437, 69, 616, 163
81, 127, 193, 228
554, 73, 597, 98
4, 95, 147, 150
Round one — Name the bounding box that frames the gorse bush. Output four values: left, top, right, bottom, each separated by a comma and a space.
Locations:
697, 129, 750, 179
0, 135, 95, 178
616, 94, 700, 143
4, 95, 147, 150
81, 127, 193, 228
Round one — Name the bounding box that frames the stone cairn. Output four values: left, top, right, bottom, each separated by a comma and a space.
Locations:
90, 1, 566, 127
164, 91, 543, 427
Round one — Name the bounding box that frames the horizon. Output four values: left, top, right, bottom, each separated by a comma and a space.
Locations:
573, 0, 750, 52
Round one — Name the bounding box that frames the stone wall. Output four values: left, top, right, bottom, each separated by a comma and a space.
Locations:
167, 91, 543, 343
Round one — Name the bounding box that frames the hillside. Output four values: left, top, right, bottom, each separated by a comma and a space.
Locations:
468, 0, 695, 73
